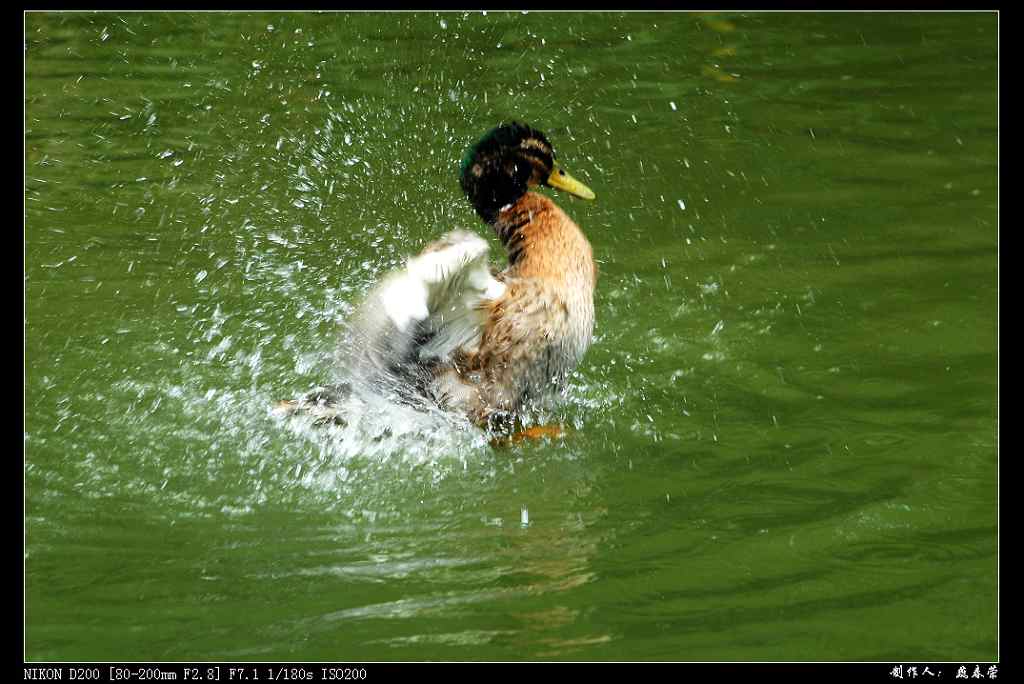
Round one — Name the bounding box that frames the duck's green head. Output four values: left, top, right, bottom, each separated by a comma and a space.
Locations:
459, 122, 595, 223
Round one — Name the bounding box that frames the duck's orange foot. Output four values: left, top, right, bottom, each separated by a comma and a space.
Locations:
514, 424, 564, 442
491, 424, 565, 447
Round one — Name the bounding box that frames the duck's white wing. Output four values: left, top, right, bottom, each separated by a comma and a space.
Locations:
345, 230, 506, 382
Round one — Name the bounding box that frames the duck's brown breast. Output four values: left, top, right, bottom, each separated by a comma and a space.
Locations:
467, 192, 597, 411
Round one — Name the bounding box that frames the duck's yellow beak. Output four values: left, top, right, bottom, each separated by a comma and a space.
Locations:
546, 163, 596, 200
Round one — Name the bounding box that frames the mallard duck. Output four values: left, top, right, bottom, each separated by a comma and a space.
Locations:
279, 122, 597, 431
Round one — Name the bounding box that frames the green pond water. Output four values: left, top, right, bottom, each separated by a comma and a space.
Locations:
25, 11, 998, 661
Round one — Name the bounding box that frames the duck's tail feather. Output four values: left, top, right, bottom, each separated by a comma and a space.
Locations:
273, 383, 352, 426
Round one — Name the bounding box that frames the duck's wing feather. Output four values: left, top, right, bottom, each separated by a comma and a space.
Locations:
346, 230, 506, 383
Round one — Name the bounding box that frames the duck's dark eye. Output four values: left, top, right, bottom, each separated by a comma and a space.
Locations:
558, 169, 565, 176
